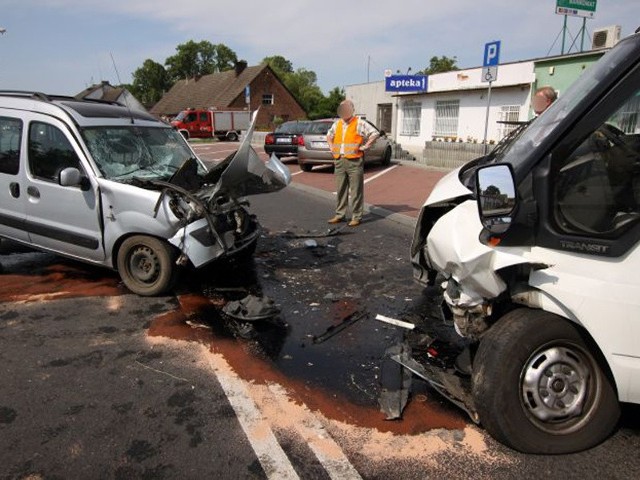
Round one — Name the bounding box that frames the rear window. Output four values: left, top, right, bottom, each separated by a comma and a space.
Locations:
275, 121, 309, 134
306, 122, 333, 135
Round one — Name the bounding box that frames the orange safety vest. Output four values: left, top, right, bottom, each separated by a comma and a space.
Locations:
331, 117, 364, 159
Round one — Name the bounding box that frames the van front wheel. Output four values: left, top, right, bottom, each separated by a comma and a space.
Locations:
472, 308, 620, 454
117, 235, 178, 296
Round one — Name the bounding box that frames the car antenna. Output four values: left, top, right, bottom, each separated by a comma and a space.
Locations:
109, 52, 135, 125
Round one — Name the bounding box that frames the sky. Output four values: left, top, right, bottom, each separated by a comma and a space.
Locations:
1, 0, 639, 96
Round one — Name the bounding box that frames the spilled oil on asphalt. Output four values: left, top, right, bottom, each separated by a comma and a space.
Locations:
147, 228, 468, 434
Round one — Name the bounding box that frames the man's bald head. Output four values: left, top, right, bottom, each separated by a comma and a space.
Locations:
533, 86, 558, 115
337, 99, 356, 120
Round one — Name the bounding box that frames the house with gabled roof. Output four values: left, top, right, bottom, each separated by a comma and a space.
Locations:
151, 61, 306, 130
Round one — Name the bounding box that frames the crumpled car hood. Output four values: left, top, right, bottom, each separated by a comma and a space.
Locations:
202, 111, 291, 199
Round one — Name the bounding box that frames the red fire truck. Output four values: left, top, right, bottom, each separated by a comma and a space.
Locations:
171, 109, 251, 141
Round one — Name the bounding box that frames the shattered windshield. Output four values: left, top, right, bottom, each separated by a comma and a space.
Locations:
81, 126, 201, 180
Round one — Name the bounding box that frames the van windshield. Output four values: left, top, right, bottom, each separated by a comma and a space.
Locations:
81, 126, 199, 180
492, 37, 639, 171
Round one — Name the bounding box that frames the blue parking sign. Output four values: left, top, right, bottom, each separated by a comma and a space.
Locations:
483, 41, 501, 67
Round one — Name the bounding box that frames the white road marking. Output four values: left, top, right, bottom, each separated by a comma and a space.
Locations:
267, 384, 363, 480
363, 164, 399, 185
208, 356, 300, 479
291, 170, 305, 176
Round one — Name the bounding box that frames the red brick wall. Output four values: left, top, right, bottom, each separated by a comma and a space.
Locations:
229, 68, 307, 131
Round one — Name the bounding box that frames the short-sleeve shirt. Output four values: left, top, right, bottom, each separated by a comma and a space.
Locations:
327, 117, 378, 156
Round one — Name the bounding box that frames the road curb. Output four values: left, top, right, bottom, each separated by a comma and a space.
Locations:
287, 182, 418, 230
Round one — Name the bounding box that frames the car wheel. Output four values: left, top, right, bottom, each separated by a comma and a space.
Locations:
117, 235, 178, 296
227, 132, 239, 142
381, 147, 392, 166
472, 308, 620, 454
300, 163, 313, 172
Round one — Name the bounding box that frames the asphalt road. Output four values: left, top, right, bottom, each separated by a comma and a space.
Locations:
2, 148, 640, 479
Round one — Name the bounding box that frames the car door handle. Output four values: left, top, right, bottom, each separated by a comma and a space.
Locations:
27, 186, 40, 199
9, 182, 20, 198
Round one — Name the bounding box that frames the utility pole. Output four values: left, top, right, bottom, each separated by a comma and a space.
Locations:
367, 55, 370, 83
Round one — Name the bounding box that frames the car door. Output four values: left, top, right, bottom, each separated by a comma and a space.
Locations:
531, 72, 640, 402
0, 114, 29, 242
364, 120, 384, 161
24, 115, 105, 262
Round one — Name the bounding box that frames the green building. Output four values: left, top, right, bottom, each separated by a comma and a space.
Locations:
531, 49, 607, 117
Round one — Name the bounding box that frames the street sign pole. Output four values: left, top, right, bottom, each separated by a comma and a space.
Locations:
483, 80, 493, 155
481, 40, 501, 155
561, 14, 568, 54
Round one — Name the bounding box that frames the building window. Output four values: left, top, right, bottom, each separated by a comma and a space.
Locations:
613, 94, 640, 134
433, 100, 460, 139
401, 102, 421, 136
498, 105, 521, 139
262, 94, 274, 105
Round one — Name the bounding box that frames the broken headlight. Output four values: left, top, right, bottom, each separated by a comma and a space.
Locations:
168, 194, 204, 222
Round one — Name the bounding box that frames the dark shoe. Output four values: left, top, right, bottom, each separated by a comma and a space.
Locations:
327, 216, 345, 224
348, 219, 361, 227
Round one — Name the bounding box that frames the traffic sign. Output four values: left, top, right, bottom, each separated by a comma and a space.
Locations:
482, 66, 498, 83
556, 0, 597, 19
483, 41, 501, 67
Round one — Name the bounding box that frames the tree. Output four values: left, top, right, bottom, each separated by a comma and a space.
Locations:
130, 59, 170, 106
165, 40, 238, 82
421, 55, 459, 75
263, 55, 294, 77
310, 87, 345, 119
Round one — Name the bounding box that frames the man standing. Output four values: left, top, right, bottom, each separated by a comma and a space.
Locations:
326, 100, 379, 227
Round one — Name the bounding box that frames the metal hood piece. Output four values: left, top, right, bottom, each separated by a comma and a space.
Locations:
213, 111, 291, 198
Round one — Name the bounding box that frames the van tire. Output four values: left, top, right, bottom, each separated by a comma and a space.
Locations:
300, 163, 313, 172
117, 235, 178, 296
472, 308, 619, 454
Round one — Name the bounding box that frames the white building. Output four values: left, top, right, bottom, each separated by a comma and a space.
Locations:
345, 81, 396, 136
395, 61, 535, 157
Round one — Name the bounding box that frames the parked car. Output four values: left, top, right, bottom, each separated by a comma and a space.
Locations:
297, 119, 392, 172
171, 108, 249, 141
264, 120, 310, 159
0, 92, 290, 296
409, 31, 640, 454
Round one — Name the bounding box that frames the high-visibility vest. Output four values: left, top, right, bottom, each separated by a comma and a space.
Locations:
331, 117, 364, 159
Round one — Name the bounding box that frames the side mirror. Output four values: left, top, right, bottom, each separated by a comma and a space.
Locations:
476, 164, 517, 235
379, 130, 386, 137
59, 167, 89, 190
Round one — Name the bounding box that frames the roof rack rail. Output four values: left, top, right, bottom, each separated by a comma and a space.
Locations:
0, 90, 51, 101
0, 90, 125, 107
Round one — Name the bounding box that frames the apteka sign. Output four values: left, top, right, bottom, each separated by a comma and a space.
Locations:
385, 75, 428, 93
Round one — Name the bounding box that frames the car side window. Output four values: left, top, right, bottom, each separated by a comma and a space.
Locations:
199, 112, 208, 122
28, 122, 82, 183
0, 116, 22, 175
552, 88, 640, 237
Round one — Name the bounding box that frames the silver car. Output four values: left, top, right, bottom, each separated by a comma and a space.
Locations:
0, 92, 290, 296
297, 119, 392, 172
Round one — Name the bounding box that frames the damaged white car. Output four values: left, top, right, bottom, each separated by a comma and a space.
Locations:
410, 31, 640, 453
0, 92, 290, 295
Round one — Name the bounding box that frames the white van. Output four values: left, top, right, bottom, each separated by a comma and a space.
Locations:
410, 32, 640, 453
0, 93, 290, 295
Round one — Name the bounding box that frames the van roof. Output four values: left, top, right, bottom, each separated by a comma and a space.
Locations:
0, 91, 161, 127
